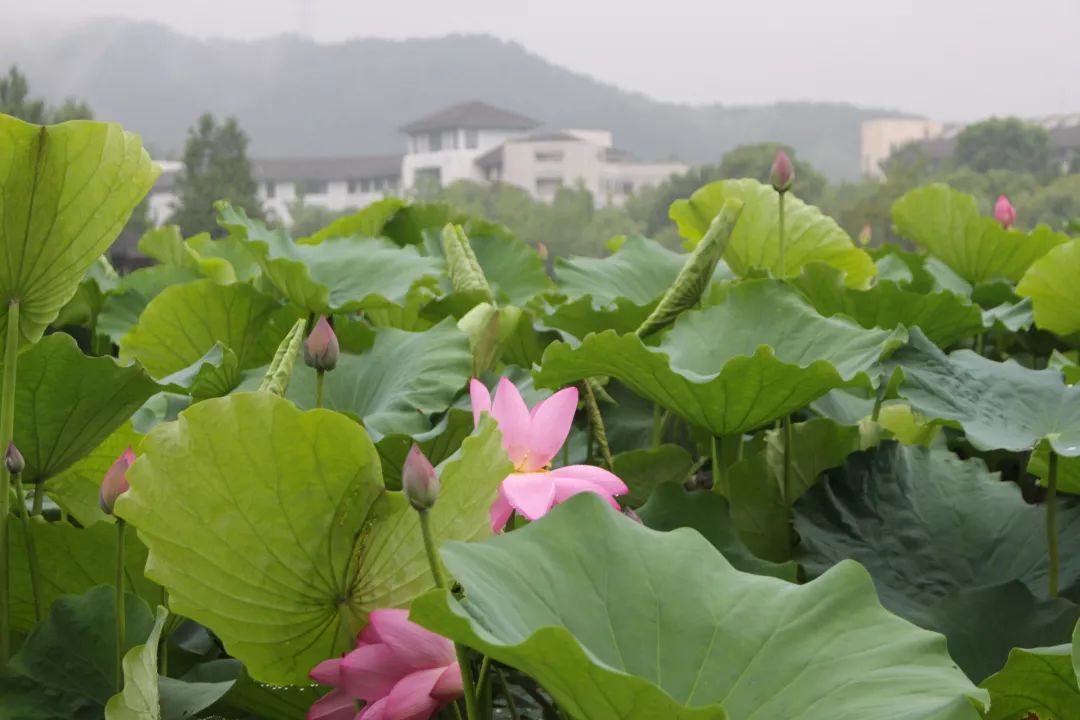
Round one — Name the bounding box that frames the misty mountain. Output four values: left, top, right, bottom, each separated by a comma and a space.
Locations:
1, 18, 906, 179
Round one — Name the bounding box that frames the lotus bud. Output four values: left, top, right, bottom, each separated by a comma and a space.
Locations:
994, 195, 1016, 229
5, 442, 24, 475
100, 447, 136, 515
403, 444, 439, 511
858, 223, 872, 247
770, 150, 794, 193
304, 315, 339, 372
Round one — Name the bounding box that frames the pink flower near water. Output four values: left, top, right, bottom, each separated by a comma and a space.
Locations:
470, 377, 628, 531
994, 195, 1016, 229
99, 447, 136, 515
308, 609, 462, 720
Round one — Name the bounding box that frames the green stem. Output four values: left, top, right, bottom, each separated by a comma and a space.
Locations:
496, 667, 522, 720
31, 482, 44, 516
13, 472, 42, 621
115, 518, 127, 691
315, 370, 325, 409
777, 192, 786, 277
782, 415, 794, 549
1047, 451, 1060, 598
581, 382, 613, 470
651, 404, 663, 449
710, 436, 720, 493
159, 587, 170, 677
975, 332, 985, 356
0, 300, 20, 664
561, 442, 568, 468
871, 383, 886, 423
419, 510, 480, 720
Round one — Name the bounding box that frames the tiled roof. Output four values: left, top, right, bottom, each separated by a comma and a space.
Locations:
401, 101, 540, 133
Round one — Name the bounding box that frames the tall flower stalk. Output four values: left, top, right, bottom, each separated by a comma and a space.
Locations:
0, 300, 21, 663
1046, 450, 1060, 597
101, 447, 135, 690
7, 442, 41, 621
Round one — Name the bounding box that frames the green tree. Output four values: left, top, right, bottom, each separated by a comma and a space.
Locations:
168, 113, 263, 236
624, 164, 726, 240
285, 196, 355, 238
1020, 174, 1080, 231
50, 98, 93, 123
954, 117, 1050, 176
0, 65, 47, 123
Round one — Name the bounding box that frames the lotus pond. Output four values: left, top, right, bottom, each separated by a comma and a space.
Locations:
1, 115, 1080, 720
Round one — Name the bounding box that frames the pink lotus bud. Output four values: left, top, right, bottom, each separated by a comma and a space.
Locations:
858, 223, 872, 247
5, 442, 24, 475
770, 150, 794, 193
994, 195, 1016, 229
100, 447, 136, 514
303, 315, 339, 372
403, 444, 439, 511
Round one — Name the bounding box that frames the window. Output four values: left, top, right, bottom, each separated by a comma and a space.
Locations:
465, 130, 479, 149
535, 150, 564, 163
415, 166, 442, 188
428, 132, 442, 152
265, 181, 276, 198
359, 178, 372, 193
447, 131, 459, 150
303, 180, 328, 195
536, 177, 563, 195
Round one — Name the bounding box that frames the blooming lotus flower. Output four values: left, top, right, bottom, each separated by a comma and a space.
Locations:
770, 150, 794, 193
304, 315, 340, 372
99, 447, 135, 515
994, 195, 1016, 229
308, 609, 462, 720
470, 378, 628, 531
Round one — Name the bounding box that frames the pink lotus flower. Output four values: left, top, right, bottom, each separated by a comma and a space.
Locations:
994, 195, 1016, 229
99, 447, 135, 515
470, 378, 628, 531
304, 315, 340, 372
308, 609, 462, 720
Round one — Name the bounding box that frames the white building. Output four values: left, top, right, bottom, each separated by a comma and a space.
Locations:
145, 100, 689, 229
860, 118, 945, 178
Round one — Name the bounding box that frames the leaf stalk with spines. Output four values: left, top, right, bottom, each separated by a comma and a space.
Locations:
0, 300, 20, 663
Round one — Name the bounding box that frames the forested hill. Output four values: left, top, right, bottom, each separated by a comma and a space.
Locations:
1, 18, 905, 179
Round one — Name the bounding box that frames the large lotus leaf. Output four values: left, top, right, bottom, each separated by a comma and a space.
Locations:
412, 494, 986, 720
116, 393, 512, 684
10, 586, 156, 710
545, 235, 732, 338
7, 519, 160, 633
892, 184, 1067, 284
105, 607, 168, 720
612, 444, 695, 507
240, 318, 472, 438
97, 265, 203, 344
296, 197, 405, 245
889, 328, 1080, 456
55, 256, 119, 329
44, 421, 142, 527
535, 280, 905, 436
1031, 443, 1080, 496
0, 116, 158, 343
981, 640, 1080, 719
796, 442, 1080, 679
793, 262, 984, 348
218, 202, 441, 314
669, 178, 876, 288
119, 279, 296, 385
1017, 238, 1080, 335
9, 333, 157, 487
637, 483, 797, 581
138, 226, 235, 283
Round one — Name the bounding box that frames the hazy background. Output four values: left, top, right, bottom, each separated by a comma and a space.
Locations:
8, 0, 1079, 120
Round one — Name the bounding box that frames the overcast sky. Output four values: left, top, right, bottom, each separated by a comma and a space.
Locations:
15, 0, 1080, 121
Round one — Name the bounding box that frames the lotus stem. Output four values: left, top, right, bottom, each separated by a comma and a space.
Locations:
581, 382, 613, 470
782, 415, 795, 550
1047, 450, 1060, 598
710, 436, 720, 493
975, 332, 985, 356
0, 300, 21, 664
777, 192, 786, 277
12, 472, 42, 621
115, 518, 127, 691
315, 369, 325, 409
419, 510, 480, 720
159, 587, 170, 675
31, 482, 44, 516
651, 404, 663, 449
496, 667, 522, 720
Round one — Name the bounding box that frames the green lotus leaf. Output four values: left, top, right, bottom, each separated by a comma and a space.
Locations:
9, 333, 157, 488
55, 256, 119, 329
793, 262, 984, 348
637, 483, 797, 581
611, 444, 695, 507
980, 640, 1080, 719
7, 519, 160, 633
105, 607, 169, 720
45, 421, 141, 527
297, 197, 405, 245
158, 343, 240, 400
1050, 350, 1080, 385
218, 202, 441, 314
376, 408, 475, 491
98, 265, 204, 344
412, 494, 986, 720
796, 442, 1080, 680
138, 226, 236, 283
116, 393, 512, 684
889, 328, 1080, 456
10, 586, 155, 709
0, 116, 158, 343
434, 229, 551, 307
669, 178, 876, 288
1017, 238, 1080, 335
1030, 443, 1080, 496
119, 279, 297, 387
535, 280, 905, 436
892, 184, 1067, 284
